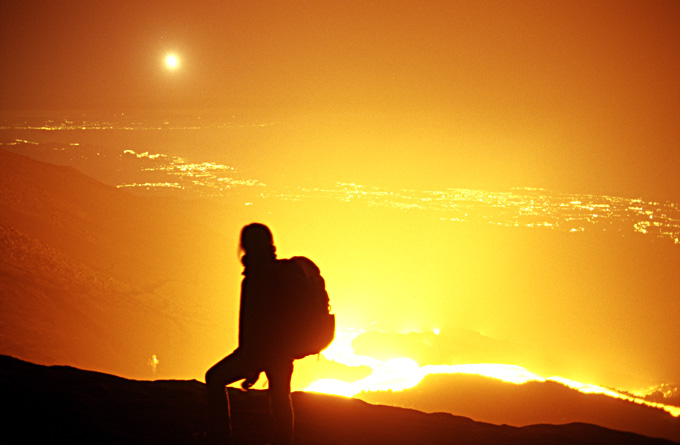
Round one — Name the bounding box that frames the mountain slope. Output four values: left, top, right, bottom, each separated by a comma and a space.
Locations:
1, 355, 676, 445
0, 149, 235, 379
358, 373, 680, 443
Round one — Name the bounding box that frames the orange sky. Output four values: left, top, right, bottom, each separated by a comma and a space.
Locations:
2, 0, 677, 112
2, 1, 678, 201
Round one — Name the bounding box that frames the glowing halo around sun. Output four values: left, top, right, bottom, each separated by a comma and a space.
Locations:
164, 54, 179, 70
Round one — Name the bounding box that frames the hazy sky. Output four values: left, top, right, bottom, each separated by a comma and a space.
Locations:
2, 1, 679, 111
2, 0, 679, 201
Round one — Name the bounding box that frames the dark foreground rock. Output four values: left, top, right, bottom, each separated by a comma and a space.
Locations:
0, 355, 676, 444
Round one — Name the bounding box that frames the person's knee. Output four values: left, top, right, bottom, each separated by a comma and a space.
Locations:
205, 367, 218, 387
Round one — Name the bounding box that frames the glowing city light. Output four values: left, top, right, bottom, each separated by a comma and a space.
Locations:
148, 354, 159, 378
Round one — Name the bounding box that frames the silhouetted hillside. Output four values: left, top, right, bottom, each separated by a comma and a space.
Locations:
1, 355, 676, 445
0, 149, 236, 379
0, 148, 229, 283
358, 373, 680, 443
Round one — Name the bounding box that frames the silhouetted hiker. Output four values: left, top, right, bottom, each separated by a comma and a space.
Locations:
206, 223, 334, 445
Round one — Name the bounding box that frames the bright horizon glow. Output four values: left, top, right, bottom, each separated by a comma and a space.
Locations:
305, 327, 680, 418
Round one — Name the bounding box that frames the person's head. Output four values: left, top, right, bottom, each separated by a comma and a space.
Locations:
239, 223, 276, 261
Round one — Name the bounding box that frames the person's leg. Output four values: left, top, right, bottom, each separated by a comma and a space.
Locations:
264, 359, 294, 445
205, 350, 257, 443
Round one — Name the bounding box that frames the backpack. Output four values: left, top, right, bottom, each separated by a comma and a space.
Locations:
284, 256, 335, 359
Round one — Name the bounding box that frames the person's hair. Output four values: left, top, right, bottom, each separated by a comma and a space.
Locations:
239, 223, 276, 259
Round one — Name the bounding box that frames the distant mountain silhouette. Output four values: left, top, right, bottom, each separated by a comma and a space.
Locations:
358, 373, 680, 443
351, 331, 680, 442
0, 148, 227, 283
1, 354, 677, 445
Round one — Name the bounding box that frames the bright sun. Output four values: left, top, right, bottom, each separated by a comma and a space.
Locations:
165, 54, 179, 70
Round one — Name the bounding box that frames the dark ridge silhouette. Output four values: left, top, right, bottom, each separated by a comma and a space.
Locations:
1, 355, 677, 445
359, 373, 680, 443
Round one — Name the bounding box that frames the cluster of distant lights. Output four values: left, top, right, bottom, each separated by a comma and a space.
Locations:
116, 158, 680, 247
322, 183, 680, 244
0, 114, 278, 132
109, 149, 680, 247
0, 119, 223, 131
258, 183, 679, 245
114, 150, 265, 192
116, 161, 680, 244
0, 139, 266, 193
2, 138, 678, 245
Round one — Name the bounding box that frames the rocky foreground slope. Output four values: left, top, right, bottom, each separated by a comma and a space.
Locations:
1, 355, 676, 444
